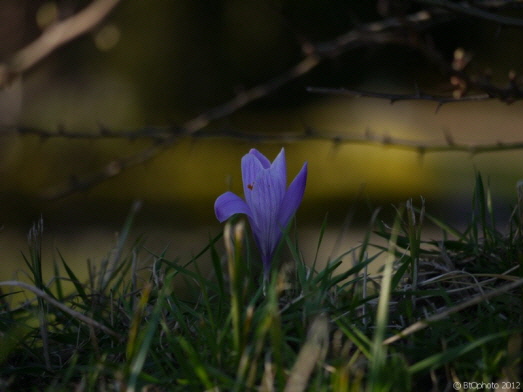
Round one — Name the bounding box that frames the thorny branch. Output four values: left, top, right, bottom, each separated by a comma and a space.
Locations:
4, 1, 523, 198
6, 124, 523, 156
21, 9, 455, 200
306, 87, 492, 108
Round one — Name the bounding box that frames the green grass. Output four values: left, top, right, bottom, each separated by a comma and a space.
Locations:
1, 174, 522, 391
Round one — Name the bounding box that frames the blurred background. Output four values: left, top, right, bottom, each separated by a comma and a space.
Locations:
1, 0, 523, 282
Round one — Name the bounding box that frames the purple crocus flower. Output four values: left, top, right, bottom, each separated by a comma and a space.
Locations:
215, 148, 307, 276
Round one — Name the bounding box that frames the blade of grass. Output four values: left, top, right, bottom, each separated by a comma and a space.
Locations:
209, 231, 225, 300
312, 214, 329, 271
177, 336, 216, 390
423, 211, 467, 241
408, 330, 512, 374
26, 218, 51, 371
58, 250, 89, 305
102, 200, 142, 290
366, 205, 403, 392
0, 280, 121, 339
126, 282, 165, 392
340, 324, 372, 360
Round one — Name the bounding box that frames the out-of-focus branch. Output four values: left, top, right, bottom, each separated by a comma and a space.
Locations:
0, 0, 121, 88
471, 1, 523, 8
3, 1, 522, 200
13, 4, 523, 198
182, 56, 321, 133
417, 0, 523, 26
37, 55, 324, 199
9, 123, 523, 159
32, 9, 454, 199
312, 9, 446, 55
6, 123, 523, 156
196, 127, 523, 156
1, 124, 178, 142
306, 87, 491, 108
21, 121, 523, 198
181, 9, 448, 134
308, 81, 523, 105
5, 0, 519, 199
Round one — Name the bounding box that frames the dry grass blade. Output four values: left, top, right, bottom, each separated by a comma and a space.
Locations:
284, 314, 329, 392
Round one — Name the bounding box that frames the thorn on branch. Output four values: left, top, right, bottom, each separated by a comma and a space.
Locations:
443, 129, 455, 146
452, 48, 472, 72
57, 125, 66, 136
98, 123, 110, 136
105, 160, 122, 177
304, 126, 315, 137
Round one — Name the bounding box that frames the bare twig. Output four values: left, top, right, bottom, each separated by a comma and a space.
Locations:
41, 143, 164, 199
312, 9, 449, 55
37, 57, 323, 198
31, 126, 523, 199
306, 86, 492, 106
6, 4, 519, 199
0, 124, 178, 142
9, 122, 523, 199
32, 9, 454, 199
470, 1, 523, 8
308, 82, 523, 106
182, 56, 321, 133
416, 0, 523, 26
6, 125, 523, 156
0, 0, 121, 88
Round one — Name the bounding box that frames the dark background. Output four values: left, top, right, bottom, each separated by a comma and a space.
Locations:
1, 0, 523, 280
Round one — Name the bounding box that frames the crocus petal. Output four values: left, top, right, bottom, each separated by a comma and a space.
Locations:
247, 168, 285, 254
241, 152, 265, 199
249, 148, 272, 168
214, 191, 252, 222
278, 162, 308, 228
269, 148, 287, 194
